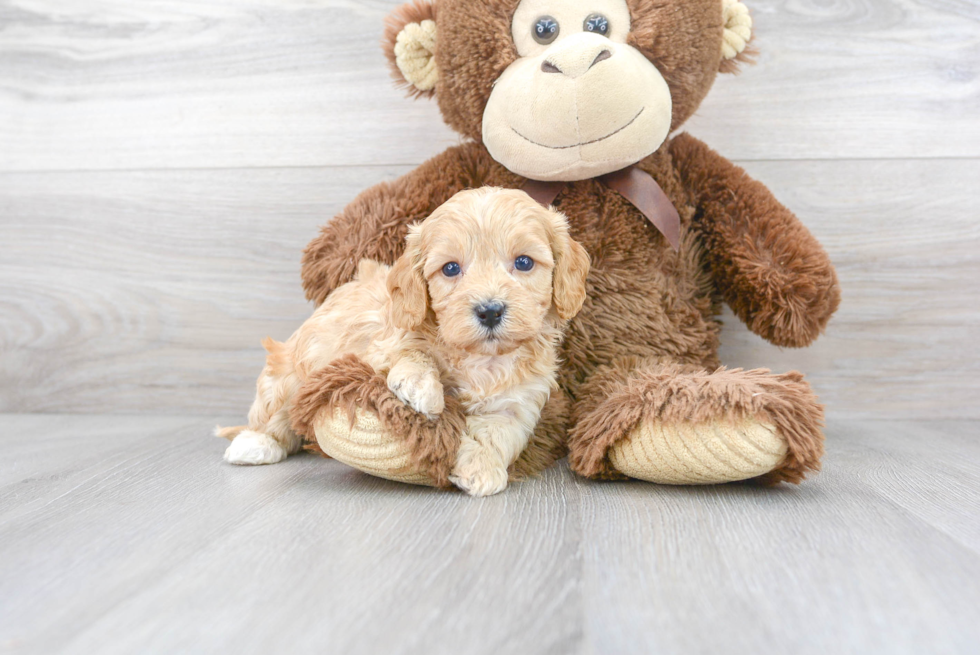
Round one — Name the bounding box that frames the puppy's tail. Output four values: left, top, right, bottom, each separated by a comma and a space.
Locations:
217, 337, 286, 443
356, 258, 384, 280
214, 425, 247, 441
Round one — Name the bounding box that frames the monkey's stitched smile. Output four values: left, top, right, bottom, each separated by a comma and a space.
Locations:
510, 107, 645, 150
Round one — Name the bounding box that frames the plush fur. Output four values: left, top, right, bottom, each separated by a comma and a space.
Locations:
299, 0, 839, 484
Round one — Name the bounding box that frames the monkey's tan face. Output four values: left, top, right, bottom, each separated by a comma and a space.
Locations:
419, 191, 560, 355
482, 0, 672, 182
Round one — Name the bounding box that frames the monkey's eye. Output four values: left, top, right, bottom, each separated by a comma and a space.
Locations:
442, 262, 461, 277
514, 256, 535, 272
583, 13, 609, 36
533, 16, 559, 45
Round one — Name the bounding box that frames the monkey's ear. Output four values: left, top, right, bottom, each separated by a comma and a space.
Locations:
719, 0, 755, 74
383, 1, 439, 98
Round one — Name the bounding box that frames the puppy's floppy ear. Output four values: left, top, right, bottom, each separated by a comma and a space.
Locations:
383, 0, 439, 98
548, 213, 591, 321
387, 229, 429, 331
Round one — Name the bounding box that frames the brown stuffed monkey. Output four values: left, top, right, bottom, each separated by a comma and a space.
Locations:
294, 0, 840, 488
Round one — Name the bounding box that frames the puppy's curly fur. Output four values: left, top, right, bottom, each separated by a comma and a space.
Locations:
219, 188, 589, 496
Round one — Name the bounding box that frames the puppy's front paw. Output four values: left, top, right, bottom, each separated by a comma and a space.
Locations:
451, 445, 509, 497
450, 467, 509, 497
224, 431, 288, 466
387, 364, 444, 419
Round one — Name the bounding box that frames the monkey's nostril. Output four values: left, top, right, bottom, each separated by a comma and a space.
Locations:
541, 60, 562, 74
590, 50, 612, 69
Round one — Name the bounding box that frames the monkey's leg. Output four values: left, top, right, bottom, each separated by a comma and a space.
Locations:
290, 355, 568, 489
567, 358, 825, 485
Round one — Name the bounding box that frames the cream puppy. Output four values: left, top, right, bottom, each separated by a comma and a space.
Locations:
220, 188, 590, 496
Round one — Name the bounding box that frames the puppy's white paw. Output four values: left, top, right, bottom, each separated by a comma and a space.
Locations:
451, 445, 509, 497
450, 466, 509, 497
223, 430, 288, 466
387, 364, 445, 419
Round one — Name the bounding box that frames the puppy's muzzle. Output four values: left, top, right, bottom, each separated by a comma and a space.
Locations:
474, 302, 506, 331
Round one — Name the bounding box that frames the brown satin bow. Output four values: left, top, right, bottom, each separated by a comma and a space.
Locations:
523, 166, 681, 251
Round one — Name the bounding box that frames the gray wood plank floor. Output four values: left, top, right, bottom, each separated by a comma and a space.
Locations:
1, 415, 978, 655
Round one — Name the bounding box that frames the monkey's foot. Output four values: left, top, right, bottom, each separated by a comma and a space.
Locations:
568, 363, 825, 485
291, 354, 568, 489
608, 419, 786, 484
313, 407, 439, 486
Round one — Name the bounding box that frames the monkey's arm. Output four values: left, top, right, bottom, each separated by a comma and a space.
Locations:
302, 144, 484, 304
669, 133, 840, 347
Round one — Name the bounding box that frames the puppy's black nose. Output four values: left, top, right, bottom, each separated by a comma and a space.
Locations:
475, 302, 506, 330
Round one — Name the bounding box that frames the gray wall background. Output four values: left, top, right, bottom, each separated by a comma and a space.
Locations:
1, 0, 978, 418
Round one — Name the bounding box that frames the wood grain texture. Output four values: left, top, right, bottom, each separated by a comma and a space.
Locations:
2, 159, 978, 417
0, 415, 978, 654
0, 0, 978, 173
576, 418, 980, 654
0, 415, 583, 655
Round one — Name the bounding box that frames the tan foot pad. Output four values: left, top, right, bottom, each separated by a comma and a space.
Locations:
313, 408, 437, 487
608, 419, 788, 485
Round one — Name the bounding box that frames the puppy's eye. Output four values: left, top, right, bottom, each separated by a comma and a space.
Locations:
583, 13, 609, 36
514, 256, 534, 272
442, 262, 461, 277
533, 16, 559, 44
